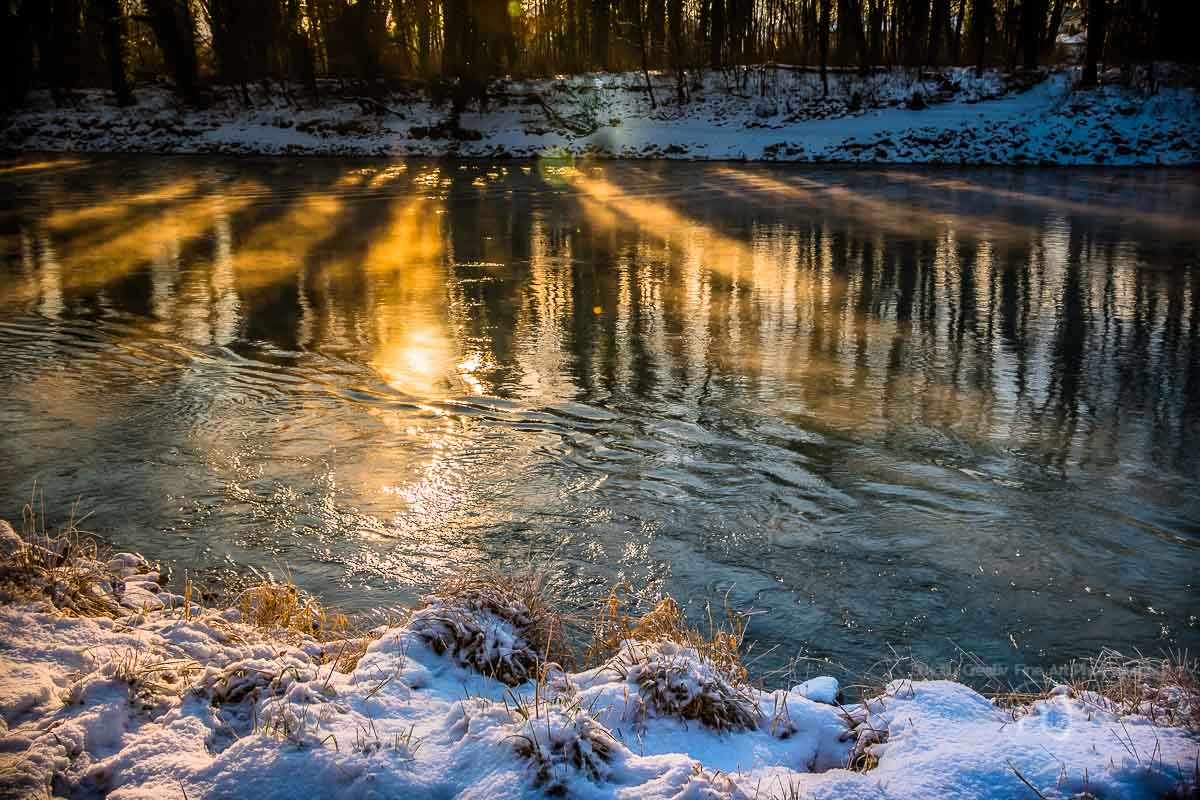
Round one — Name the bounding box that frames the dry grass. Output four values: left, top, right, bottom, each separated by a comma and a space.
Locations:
63, 645, 203, 723
0, 491, 130, 617
678, 764, 752, 799
846, 644, 1199, 735
1076, 648, 1198, 733
5, 490, 1196, 775
235, 577, 349, 640
589, 589, 750, 679
991, 648, 1200, 733
592, 592, 762, 733
255, 699, 340, 750
233, 576, 384, 675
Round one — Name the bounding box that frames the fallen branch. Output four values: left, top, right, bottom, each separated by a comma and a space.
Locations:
523, 92, 599, 136
347, 96, 406, 116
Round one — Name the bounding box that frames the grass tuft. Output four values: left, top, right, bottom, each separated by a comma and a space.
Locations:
976, 648, 1200, 733
408, 565, 576, 686
0, 489, 140, 617
593, 593, 761, 733
1065, 648, 1199, 733
235, 577, 349, 641
590, 591, 750, 677
508, 696, 617, 796
676, 764, 752, 799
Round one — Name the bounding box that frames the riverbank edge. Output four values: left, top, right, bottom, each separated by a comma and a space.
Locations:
1, 515, 1198, 799
3, 67, 1198, 165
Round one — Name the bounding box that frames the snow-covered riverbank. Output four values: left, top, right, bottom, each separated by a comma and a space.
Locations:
3, 67, 1197, 164
0, 519, 1197, 800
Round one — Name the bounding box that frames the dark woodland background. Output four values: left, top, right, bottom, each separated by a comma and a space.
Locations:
3, 0, 1197, 111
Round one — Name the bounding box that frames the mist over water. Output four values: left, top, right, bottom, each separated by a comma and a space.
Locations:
1, 154, 1197, 680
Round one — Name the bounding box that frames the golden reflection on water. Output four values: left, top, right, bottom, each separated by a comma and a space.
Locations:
353, 194, 454, 395
229, 186, 351, 290
0, 158, 87, 176
25, 182, 260, 294
881, 170, 1200, 236
44, 179, 202, 231
712, 166, 1034, 244
1, 159, 1194, 455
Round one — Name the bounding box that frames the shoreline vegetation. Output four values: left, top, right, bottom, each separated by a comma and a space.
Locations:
1, 504, 1196, 799
3, 66, 1198, 164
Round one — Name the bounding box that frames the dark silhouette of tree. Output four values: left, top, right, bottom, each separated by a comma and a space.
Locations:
817, 0, 830, 95
142, 0, 201, 103
927, 0, 953, 65
92, 0, 134, 105
2, 1, 39, 110
1, 0, 1192, 106
1082, 0, 1106, 86
592, 0, 611, 69
970, 0, 995, 74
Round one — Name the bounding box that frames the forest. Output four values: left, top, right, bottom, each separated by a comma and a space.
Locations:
2, 0, 1197, 112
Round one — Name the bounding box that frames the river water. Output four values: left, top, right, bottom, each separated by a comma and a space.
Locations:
1, 155, 1197, 681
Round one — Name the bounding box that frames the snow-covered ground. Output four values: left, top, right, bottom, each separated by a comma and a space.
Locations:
0, 525, 1196, 799
3, 67, 1197, 164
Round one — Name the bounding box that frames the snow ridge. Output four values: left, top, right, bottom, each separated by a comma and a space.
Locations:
1, 588, 1197, 798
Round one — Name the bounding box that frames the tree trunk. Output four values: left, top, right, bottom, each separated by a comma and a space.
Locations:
709, 0, 724, 68
867, 0, 884, 64
970, 0, 993, 74
1082, 0, 1106, 87
1, 0, 37, 109
1019, 0, 1047, 69
837, 0, 865, 65
818, 0, 830, 94
648, 0, 665, 61
668, 0, 684, 101
1042, 0, 1067, 56
416, 0, 432, 75
635, 0, 656, 106
95, 0, 134, 105
952, 0, 965, 62
927, 0, 951, 65
591, 0, 609, 69
142, 0, 200, 103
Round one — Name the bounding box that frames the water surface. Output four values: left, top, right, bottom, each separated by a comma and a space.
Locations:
1, 155, 1197, 681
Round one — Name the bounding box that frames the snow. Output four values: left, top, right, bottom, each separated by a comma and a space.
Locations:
0, 521, 21, 558
1, 584, 1196, 798
3, 66, 1196, 164
794, 676, 840, 705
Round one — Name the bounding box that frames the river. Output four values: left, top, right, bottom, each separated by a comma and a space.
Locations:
1, 154, 1197, 681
